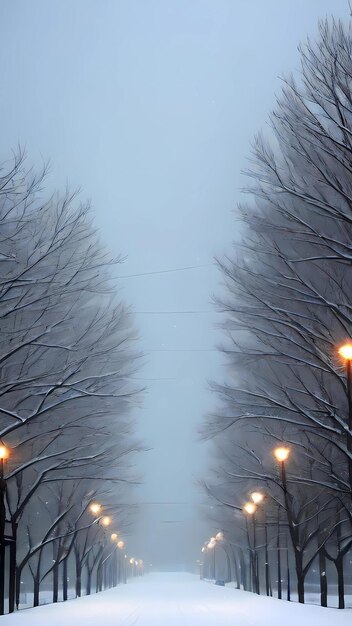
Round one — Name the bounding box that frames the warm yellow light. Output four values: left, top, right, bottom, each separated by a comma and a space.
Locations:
250, 492, 264, 504
207, 540, 216, 549
129, 558, 134, 565
89, 502, 101, 515
111, 533, 118, 541
243, 502, 256, 515
101, 516, 112, 527
339, 343, 352, 360
117, 540, 125, 549
215, 531, 224, 541
0, 446, 9, 460
274, 447, 290, 462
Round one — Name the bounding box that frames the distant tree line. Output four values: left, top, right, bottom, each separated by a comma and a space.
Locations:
204, 18, 352, 609
0, 153, 142, 611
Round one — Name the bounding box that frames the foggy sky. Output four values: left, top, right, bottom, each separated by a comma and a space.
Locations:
0, 0, 347, 569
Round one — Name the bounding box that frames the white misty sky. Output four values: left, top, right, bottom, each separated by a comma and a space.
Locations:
0, 0, 347, 568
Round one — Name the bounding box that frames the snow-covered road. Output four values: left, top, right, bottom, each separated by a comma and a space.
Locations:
1, 573, 351, 625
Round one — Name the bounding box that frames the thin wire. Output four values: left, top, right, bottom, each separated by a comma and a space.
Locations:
147, 348, 218, 352
115, 263, 215, 279
134, 310, 219, 314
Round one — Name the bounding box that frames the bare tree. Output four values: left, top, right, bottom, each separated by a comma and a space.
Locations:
205, 18, 352, 607
0, 153, 142, 610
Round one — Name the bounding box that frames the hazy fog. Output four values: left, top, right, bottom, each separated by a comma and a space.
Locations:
0, 0, 347, 569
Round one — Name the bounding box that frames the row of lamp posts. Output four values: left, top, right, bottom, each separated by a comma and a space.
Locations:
201, 446, 291, 594
201, 531, 224, 580
198, 345, 352, 597
89, 502, 144, 583
242, 446, 290, 596
89, 502, 127, 587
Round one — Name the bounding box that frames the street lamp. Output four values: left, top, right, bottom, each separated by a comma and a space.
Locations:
0, 445, 9, 615
117, 540, 125, 549
101, 516, 112, 527
243, 502, 256, 515
243, 502, 259, 593
250, 492, 264, 505
273, 445, 291, 600
339, 342, 352, 487
249, 491, 270, 596
273, 447, 290, 463
89, 502, 102, 515
338, 343, 352, 361
111, 533, 118, 541
207, 538, 217, 580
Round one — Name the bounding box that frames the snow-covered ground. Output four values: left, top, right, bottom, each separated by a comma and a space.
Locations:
1, 572, 351, 625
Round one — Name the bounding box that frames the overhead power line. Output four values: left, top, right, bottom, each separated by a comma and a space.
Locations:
134, 310, 219, 314
147, 348, 218, 352
116, 263, 216, 279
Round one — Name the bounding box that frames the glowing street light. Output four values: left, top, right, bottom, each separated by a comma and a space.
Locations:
215, 531, 224, 541
101, 516, 112, 527
243, 502, 256, 515
250, 492, 264, 505
339, 343, 352, 361
111, 533, 118, 541
0, 447, 9, 461
117, 540, 125, 549
243, 501, 259, 594
274, 447, 290, 463
338, 343, 352, 488
89, 502, 102, 515
0, 445, 10, 614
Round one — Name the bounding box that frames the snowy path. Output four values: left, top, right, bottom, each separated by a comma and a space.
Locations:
1, 573, 351, 625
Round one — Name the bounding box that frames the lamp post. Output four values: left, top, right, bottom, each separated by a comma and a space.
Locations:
274, 446, 290, 601
243, 502, 258, 593
89, 502, 102, 516
207, 538, 216, 580
0, 446, 9, 615
250, 492, 265, 595
200, 546, 206, 579
90, 508, 113, 592
339, 343, 352, 491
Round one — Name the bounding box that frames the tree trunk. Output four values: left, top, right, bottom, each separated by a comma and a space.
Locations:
53, 564, 59, 603
63, 558, 68, 601
295, 550, 305, 604
232, 548, 241, 589
264, 522, 270, 596
319, 548, 327, 608
33, 576, 40, 607
15, 566, 22, 610
286, 550, 290, 602
52, 540, 59, 603
76, 566, 82, 597
86, 568, 92, 596
336, 556, 345, 609
277, 522, 282, 600
224, 548, 231, 583
239, 547, 247, 590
